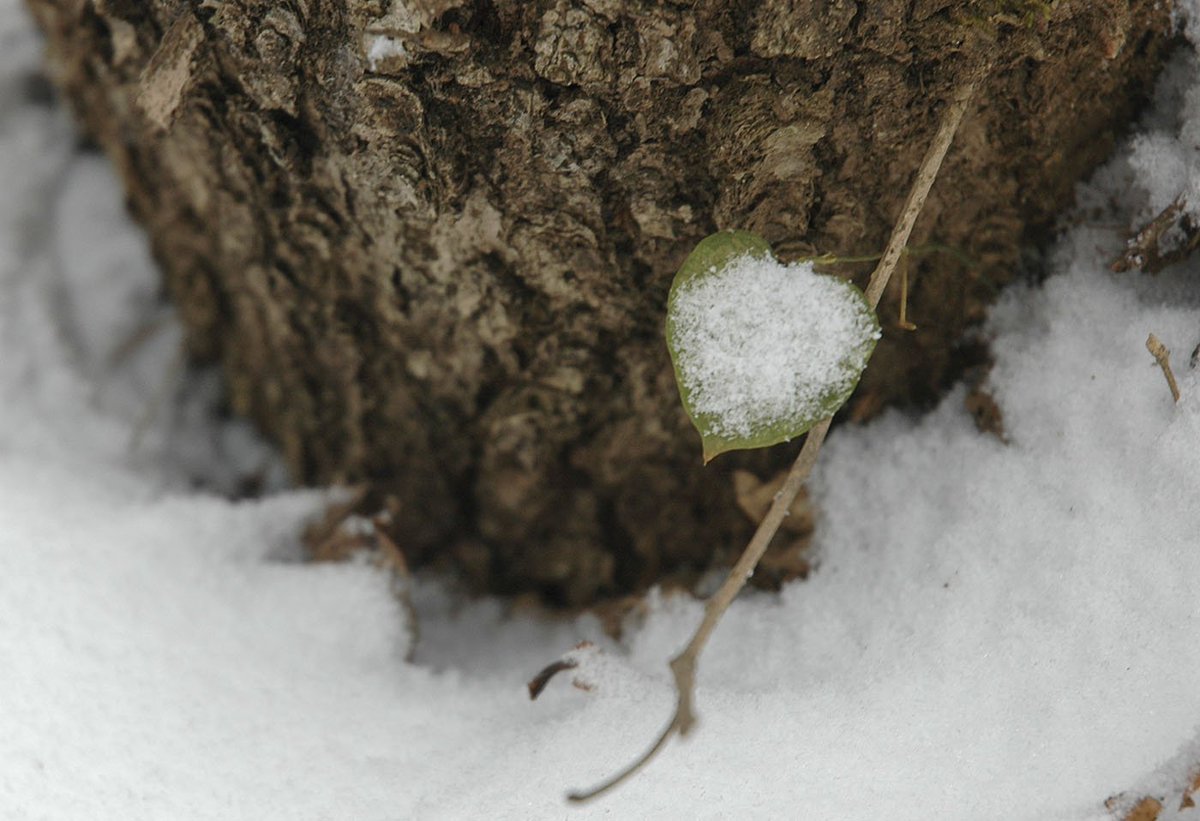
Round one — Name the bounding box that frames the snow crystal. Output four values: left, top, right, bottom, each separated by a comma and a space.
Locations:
670, 255, 878, 438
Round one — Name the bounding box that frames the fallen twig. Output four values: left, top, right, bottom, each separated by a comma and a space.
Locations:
1146, 333, 1181, 403
528, 658, 580, 700
563, 61, 986, 804
528, 641, 599, 699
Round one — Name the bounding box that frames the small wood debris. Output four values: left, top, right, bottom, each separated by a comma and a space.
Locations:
527, 641, 596, 700
732, 469, 814, 534
1123, 797, 1164, 821
1146, 333, 1181, 404
303, 485, 371, 562
733, 469, 815, 588
1112, 196, 1200, 274
527, 658, 579, 700
1181, 768, 1200, 810
1105, 794, 1163, 821
965, 387, 1007, 440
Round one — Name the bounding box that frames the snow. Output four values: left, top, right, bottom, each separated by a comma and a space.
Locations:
670, 255, 879, 438
3, 1, 1200, 818
365, 34, 408, 72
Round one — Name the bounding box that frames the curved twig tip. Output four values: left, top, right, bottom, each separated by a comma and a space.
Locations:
567, 719, 681, 803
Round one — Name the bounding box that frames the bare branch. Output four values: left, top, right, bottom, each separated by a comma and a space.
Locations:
562, 61, 985, 804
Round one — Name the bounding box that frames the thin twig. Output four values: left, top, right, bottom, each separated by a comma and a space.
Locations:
567, 64, 984, 804
863, 73, 982, 309
1146, 333, 1181, 403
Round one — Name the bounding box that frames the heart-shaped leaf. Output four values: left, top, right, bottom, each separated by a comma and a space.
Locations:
666, 230, 880, 462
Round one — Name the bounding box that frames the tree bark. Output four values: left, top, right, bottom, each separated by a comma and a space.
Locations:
26, 0, 1173, 605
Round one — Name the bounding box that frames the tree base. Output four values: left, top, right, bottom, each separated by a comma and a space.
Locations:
27, 0, 1174, 605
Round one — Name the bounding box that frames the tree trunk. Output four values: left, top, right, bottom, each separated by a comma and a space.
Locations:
26, 0, 1173, 605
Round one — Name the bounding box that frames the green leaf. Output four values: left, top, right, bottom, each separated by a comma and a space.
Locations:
666, 230, 879, 463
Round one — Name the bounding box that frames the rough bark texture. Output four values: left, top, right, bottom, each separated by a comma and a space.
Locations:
27, 0, 1173, 605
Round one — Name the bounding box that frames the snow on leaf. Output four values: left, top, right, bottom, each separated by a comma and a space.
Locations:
666, 230, 879, 462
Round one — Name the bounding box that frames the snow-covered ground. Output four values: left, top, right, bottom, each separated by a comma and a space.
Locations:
3, 3, 1199, 819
